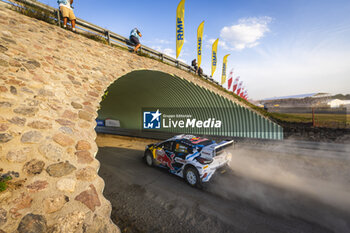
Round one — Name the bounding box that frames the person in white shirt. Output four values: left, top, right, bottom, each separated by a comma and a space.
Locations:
57, 0, 76, 32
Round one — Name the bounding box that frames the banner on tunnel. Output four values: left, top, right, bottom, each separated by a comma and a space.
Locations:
197, 21, 204, 67
211, 38, 219, 77
221, 54, 230, 85
176, 0, 185, 59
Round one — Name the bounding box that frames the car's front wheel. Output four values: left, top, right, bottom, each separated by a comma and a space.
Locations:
144, 151, 153, 166
184, 167, 201, 188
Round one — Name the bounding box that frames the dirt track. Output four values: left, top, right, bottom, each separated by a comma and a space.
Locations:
96, 134, 350, 233
97, 136, 350, 233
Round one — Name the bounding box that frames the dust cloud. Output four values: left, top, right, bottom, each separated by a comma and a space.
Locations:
208, 144, 350, 232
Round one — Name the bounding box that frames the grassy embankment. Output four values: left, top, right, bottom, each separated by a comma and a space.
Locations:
268, 112, 350, 128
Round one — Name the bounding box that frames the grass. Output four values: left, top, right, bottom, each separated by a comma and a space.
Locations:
10, 0, 56, 25
111, 43, 130, 51
82, 32, 109, 44
0, 175, 12, 192
269, 112, 350, 128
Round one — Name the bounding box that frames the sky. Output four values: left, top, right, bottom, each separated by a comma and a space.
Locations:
41, 0, 350, 99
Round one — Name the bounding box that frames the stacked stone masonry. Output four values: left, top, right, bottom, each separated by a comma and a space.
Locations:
0, 6, 253, 233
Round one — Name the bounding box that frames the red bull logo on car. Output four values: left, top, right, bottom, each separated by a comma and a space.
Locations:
155, 148, 175, 170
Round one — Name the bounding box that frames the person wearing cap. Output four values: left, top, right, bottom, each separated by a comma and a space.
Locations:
57, 0, 76, 32
130, 28, 142, 53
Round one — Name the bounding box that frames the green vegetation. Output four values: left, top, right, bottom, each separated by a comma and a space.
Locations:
0, 175, 12, 192
268, 112, 310, 123
83, 32, 109, 44
11, 0, 56, 25
332, 94, 350, 100
111, 43, 129, 51
268, 112, 350, 128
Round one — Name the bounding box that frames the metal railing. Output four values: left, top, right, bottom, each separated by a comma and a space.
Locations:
1, 0, 219, 83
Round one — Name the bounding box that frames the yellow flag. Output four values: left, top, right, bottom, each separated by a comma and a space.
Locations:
197, 21, 204, 67
176, 0, 185, 59
221, 54, 230, 85
211, 38, 219, 77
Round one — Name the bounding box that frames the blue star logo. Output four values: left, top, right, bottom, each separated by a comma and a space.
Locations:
143, 109, 162, 129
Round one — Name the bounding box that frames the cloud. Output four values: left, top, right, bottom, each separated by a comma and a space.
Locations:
208, 38, 230, 50
151, 46, 175, 57
154, 39, 171, 44
219, 16, 272, 51
150, 43, 189, 65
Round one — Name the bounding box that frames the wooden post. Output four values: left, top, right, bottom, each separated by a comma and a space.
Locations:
56, 9, 61, 27
106, 30, 111, 45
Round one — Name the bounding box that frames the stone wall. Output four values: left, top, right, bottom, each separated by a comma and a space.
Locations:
0, 6, 252, 232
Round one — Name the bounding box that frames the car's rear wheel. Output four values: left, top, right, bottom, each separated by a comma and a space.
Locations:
184, 167, 200, 187
145, 151, 153, 166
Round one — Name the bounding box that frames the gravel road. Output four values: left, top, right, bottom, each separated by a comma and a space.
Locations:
96, 145, 350, 233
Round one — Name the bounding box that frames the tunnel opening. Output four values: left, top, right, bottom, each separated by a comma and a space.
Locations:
94, 71, 350, 233
96, 70, 283, 140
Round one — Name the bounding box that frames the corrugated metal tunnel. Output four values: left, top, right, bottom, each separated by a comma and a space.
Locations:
98, 70, 283, 140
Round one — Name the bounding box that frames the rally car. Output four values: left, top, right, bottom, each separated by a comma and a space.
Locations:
144, 134, 233, 187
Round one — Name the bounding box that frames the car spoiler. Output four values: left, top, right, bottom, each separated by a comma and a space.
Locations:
200, 140, 234, 158
214, 140, 234, 150
214, 140, 234, 156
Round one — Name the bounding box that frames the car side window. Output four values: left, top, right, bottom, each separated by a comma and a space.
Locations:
174, 143, 189, 154
161, 141, 172, 151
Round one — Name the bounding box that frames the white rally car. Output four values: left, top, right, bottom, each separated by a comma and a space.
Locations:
144, 134, 233, 187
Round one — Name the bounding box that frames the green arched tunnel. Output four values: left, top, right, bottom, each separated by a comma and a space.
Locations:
98, 70, 283, 140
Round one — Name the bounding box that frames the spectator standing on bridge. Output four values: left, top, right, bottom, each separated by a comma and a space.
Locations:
191, 59, 198, 73
130, 28, 142, 53
198, 67, 203, 77
57, 0, 76, 32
